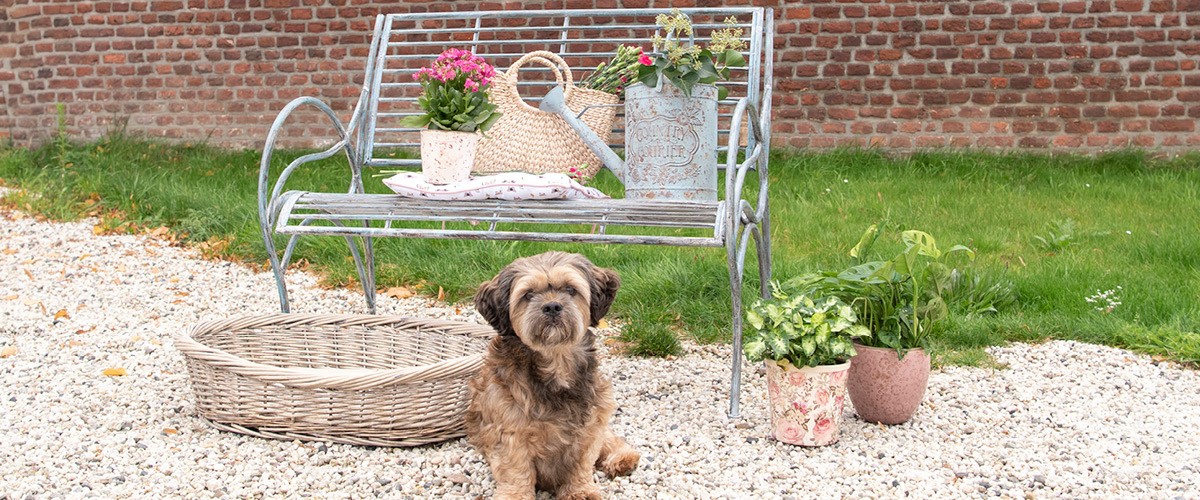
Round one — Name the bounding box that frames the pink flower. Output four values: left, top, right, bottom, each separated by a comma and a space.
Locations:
828, 369, 847, 383
813, 416, 834, 436
788, 371, 807, 387
639, 53, 653, 65
414, 49, 497, 92
791, 401, 809, 414
775, 420, 804, 443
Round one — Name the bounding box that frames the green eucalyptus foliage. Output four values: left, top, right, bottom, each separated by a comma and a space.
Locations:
400, 80, 501, 133
743, 287, 871, 368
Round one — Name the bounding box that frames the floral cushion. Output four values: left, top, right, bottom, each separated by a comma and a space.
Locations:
381, 172, 609, 201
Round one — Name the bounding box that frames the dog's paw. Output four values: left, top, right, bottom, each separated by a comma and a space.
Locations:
600, 449, 639, 478
558, 487, 602, 500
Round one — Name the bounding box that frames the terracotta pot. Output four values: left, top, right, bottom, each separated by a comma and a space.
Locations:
846, 343, 931, 425
764, 359, 850, 446
420, 129, 478, 184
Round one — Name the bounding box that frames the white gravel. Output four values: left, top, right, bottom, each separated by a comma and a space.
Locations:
2, 204, 1199, 499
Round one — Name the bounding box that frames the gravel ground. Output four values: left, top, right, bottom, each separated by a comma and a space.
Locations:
2, 205, 1199, 499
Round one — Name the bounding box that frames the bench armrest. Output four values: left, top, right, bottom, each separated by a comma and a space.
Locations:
723, 96, 769, 263
258, 93, 367, 232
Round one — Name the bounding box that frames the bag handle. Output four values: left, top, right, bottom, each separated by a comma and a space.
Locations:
506, 50, 574, 111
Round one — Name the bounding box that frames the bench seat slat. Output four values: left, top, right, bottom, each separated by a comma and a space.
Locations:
277, 192, 726, 244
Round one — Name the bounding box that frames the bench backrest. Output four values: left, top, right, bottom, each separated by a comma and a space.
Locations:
355, 8, 774, 169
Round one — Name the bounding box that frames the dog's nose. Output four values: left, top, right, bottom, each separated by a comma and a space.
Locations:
542, 302, 563, 317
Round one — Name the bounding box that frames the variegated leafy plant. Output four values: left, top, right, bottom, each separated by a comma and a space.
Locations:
743, 286, 871, 368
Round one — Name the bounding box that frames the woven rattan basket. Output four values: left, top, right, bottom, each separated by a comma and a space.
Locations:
473, 50, 618, 178
174, 314, 494, 447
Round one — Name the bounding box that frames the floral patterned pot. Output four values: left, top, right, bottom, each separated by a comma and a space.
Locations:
846, 343, 931, 425
764, 359, 850, 447
420, 129, 479, 185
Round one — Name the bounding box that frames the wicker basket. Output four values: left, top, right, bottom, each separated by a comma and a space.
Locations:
473, 50, 618, 178
174, 314, 494, 447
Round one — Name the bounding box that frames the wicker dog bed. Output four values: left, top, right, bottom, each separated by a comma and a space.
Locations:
174, 314, 494, 447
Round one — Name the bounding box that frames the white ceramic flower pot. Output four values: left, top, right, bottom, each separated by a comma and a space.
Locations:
420, 129, 478, 185
764, 359, 851, 446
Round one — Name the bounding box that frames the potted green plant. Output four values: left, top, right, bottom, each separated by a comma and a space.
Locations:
400, 49, 501, 184
788, 225, 975, 425
743, 288, 870, 446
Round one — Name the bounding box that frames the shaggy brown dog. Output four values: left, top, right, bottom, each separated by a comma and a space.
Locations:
466, 251, 639, 500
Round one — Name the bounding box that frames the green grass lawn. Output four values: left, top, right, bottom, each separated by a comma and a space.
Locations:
2, 131, 1199, 366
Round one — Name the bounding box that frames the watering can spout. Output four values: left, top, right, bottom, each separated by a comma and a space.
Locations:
539, 86, 626, 180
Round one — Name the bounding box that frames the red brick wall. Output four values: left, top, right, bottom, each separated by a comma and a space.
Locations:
3, 0, 1199, 151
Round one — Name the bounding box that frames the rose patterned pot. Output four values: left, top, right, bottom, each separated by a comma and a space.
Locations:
764, 359, 851, 447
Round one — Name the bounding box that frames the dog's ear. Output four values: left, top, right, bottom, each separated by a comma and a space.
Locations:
475, 266, 516, 336
586, 263, 620, 327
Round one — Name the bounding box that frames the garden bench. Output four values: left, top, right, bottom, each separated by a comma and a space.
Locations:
258, 8, 774, 417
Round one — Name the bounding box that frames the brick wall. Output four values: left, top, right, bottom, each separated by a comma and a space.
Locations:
2, 0, 1199, 151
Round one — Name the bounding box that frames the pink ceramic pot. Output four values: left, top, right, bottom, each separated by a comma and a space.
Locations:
846, 343, 931, 425
764, 360, 850, 446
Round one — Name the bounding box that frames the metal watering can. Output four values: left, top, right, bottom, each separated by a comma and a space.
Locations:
540, 83, 718, 202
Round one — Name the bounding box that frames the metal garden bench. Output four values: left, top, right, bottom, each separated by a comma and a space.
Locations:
258, 8, 775, 417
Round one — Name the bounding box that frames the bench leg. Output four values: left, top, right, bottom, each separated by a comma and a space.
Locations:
340, 233, 377, 314
727, 218, 772, 419
727, 248, 745, 419
263, 229, 291, 313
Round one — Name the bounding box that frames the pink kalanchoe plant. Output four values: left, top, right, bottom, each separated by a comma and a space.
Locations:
401, 49, 501, 133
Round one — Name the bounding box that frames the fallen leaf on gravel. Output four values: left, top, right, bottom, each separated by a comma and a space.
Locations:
162, 428, 178, 435
53, 309, 70, 321
384, 287, 414, 299
75, 326, 96, 335
2, 247, 15, 254
1, 346, 16, 358
24, 269, 34, 280
598, 319, 610, 329
2, 295, 17, 301
66, 340, 83, 347
102, 367, 128, 377
437, 286, 446, 301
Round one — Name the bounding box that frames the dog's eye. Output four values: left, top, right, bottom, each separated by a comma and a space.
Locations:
523, 292, 535, 302
563, 286, 576, 296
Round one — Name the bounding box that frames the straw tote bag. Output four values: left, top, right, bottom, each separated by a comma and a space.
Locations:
473, 51, 618, 178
